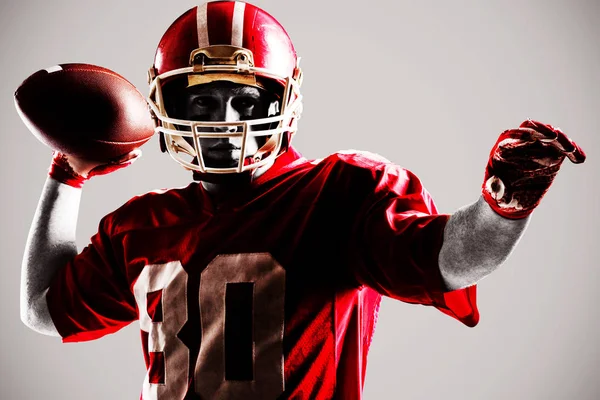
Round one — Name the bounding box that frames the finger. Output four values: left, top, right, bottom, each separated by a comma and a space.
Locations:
519, 119, 558, 139
53, 151, 102, 177
553, 130, 586, 164
525, 120, 576, 150
516, 121, 585, 163
86, 149, 142, 178
497, 128, 553, 149
564, 143, 586, 164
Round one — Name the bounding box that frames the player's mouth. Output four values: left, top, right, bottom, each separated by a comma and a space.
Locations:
210, 142, 240, 151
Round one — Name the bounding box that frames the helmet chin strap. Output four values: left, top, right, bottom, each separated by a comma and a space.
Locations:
252, 135, 278, 163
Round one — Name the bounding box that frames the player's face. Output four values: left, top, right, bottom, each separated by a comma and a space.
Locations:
180, 82, 269, 168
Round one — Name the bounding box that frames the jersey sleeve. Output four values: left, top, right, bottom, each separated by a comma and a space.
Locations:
46, 213, 138, 343
349, 162, 479, 327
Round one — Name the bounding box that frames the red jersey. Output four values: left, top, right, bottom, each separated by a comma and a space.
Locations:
47, 148, 479, 399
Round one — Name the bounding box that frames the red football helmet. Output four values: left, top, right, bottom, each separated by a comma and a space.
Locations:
147, 1, 303, 175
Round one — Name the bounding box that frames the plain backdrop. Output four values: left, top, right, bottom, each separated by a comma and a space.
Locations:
1, 0, 598, 399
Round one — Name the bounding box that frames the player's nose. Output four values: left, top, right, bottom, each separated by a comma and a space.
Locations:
212, 102, 239, 133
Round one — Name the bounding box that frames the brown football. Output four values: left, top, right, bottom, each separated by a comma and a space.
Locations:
14, 63, 155, 161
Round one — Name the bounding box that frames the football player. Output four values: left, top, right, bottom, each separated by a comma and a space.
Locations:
20, 1, 585, 399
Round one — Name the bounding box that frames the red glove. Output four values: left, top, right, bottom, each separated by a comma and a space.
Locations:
482, 119, 586, 219
48, 149, 141, 188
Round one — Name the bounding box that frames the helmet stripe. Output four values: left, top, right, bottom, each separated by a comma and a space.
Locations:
231, 2, 245, 47
196, 3, 210, 48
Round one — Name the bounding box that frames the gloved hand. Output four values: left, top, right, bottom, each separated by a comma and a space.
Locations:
48, 149, 142, 188
482, 119, 586, 219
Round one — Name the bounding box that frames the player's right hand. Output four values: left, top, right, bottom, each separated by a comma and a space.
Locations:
48, 149, 141, 188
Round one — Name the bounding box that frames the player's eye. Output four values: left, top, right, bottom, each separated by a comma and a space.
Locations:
192, 96, 217, 109
232, 96, 258, 111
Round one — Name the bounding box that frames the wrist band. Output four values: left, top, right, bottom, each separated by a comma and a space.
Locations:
48, 152, 85, 188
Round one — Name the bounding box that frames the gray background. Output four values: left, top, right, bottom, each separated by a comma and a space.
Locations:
1, 0, 598, 399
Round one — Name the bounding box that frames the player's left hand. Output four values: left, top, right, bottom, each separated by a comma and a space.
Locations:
482, 119, 586, 219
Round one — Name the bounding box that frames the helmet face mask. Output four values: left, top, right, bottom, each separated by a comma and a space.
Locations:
147, 2, 303, 175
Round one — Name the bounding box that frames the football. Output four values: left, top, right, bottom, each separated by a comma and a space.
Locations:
14, 63, 155, 161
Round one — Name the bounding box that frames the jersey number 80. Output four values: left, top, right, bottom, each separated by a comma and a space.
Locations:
133, 253, 286, 399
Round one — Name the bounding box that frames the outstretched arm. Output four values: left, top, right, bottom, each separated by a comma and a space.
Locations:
20, 151, 139, 336
438, 120, 585, 290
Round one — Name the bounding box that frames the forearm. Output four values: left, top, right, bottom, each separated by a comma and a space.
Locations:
438, 195, 530, 290
20, 177, 82, 336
